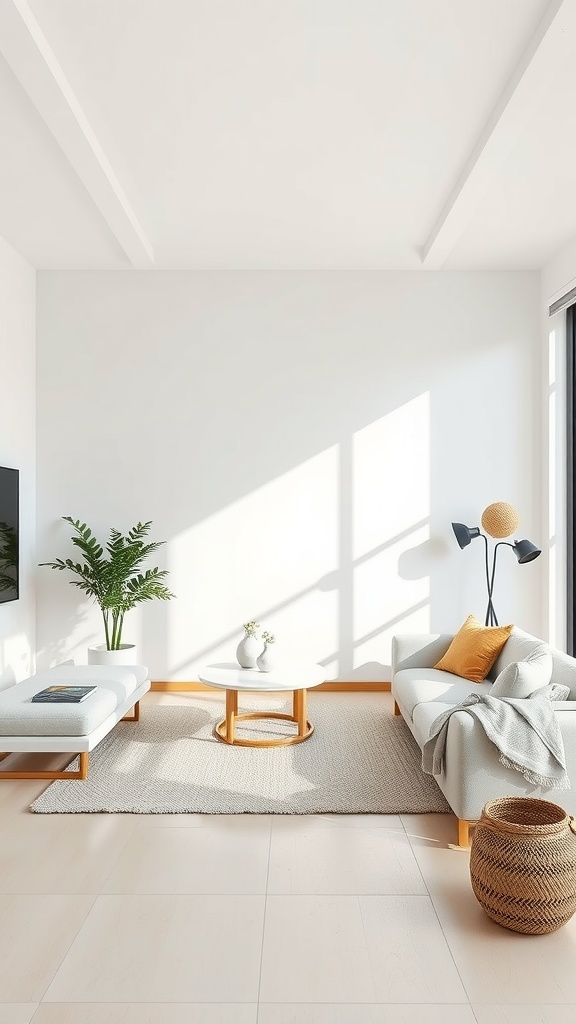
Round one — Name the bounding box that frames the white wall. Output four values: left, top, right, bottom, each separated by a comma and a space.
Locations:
0, 235, 36, 688
36, 271, 541, 681
542, 237, 576, 307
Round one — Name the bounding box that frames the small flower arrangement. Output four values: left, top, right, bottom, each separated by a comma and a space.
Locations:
243, 621, 260, 637
262, 631, 275, 645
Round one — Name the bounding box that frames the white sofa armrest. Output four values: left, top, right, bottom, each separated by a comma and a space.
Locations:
391, 633, 455, 676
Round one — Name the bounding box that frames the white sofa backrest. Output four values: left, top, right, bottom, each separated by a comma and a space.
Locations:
548, 647, 576, 700
391, 633, 455, 676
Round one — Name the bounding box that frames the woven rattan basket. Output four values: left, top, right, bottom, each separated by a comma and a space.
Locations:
470, 797, 576, 934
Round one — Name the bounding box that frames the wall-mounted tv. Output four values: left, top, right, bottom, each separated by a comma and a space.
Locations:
0, 467, 19, 604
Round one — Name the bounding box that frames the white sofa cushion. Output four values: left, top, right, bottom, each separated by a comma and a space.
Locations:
490, 644, 553, 699
0, 666, 148, 737
393, 668, 492, 719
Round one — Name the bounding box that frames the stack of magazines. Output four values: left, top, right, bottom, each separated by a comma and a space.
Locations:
32, 685, 97, 703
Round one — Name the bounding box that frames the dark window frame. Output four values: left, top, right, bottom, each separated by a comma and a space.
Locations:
567, 304, 575, 655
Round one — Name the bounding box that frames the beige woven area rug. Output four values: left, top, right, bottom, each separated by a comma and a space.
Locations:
30, 693, 450, 814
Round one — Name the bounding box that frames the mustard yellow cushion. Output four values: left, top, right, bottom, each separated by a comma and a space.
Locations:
434, 614, 513, 683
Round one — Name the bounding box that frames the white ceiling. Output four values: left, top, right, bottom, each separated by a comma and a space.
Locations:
0, 0, 574, 270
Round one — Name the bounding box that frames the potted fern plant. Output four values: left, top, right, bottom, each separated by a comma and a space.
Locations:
40, 517, 175, 665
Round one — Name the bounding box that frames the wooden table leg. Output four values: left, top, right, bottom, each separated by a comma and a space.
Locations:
225, 689, 238, 743
293, 689, 300, 726
293, 688, 307, 736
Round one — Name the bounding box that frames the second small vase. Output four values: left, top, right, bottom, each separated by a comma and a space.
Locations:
257, 646, 274, 672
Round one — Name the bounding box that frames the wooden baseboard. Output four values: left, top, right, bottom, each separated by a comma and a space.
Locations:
151, 681, 391, 693
314, 681, 390, 692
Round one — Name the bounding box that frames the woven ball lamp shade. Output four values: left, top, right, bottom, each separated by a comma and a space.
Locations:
481, 502, 519, 539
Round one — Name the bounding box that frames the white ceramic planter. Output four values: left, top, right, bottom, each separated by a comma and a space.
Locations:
87, 643, 138, 666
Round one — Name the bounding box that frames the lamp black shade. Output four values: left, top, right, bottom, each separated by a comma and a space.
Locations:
512, 538, 541, 564
452, 522, 481, 549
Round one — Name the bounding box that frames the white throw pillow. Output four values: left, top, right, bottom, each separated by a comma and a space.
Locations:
490, 643, 553, 699
491, 626, 543, 679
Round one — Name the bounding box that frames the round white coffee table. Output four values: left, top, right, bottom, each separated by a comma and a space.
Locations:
198, 661, 327, 747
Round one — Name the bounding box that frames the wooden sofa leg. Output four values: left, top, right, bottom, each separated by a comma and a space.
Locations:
393, 700, 401, 716
457, 818, 476, 848
121, 701, 140, 723
79, 751, 89, 780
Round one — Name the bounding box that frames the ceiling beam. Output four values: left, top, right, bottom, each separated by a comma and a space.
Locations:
0, 0, 154, 267
421, 0, 573, 268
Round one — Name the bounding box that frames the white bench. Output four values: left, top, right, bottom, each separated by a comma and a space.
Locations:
0, 665, 150, 780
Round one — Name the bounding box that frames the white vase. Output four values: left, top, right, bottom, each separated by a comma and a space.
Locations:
236, 634, 262, 669
87, 643, 138, 666
257, 646, 275, 672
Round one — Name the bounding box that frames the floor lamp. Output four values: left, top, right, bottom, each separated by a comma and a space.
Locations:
451, 503, 541, 626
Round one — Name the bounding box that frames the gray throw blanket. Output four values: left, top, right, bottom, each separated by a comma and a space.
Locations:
422, 683, 571, 790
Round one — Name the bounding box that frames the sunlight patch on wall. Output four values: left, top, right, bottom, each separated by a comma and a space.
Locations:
352, 394, 430, 668
168, 446, 339, 678
353, 525, 430, 668
353, 394, 430, 562
166, 394, 431, 681
0, 629, 31, 688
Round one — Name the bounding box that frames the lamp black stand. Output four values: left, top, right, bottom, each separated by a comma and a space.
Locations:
482, 534, 498, 627
486, 541, 503, 626
486, 539, 542, 626
451, 522, 541, 628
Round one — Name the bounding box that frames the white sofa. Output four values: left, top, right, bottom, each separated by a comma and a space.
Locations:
391, 628, 576, 846
0, 664, 150, 780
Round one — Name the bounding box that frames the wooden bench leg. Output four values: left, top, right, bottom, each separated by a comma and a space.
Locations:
121, 701, 140, 722
0, 751, 89, 780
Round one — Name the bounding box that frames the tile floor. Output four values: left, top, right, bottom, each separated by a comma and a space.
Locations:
0, 691, 575, 1023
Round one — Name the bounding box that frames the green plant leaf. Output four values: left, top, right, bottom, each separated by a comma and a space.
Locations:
39, 517, 175, 648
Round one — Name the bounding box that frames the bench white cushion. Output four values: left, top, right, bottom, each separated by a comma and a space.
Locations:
0, 666, 148, 737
